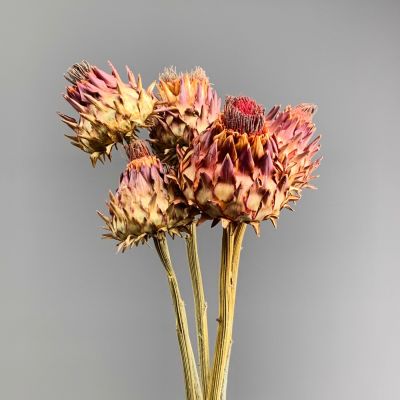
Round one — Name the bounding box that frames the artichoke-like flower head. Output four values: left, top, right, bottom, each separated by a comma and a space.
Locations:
149, 66, 221, 163
178, 96, 321, 233
59, 60, 157, 166
98, 141, 196, 252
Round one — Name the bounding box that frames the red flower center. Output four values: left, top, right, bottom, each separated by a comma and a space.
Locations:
224, 96, 265, 134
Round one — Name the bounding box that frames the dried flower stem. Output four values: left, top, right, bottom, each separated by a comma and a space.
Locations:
221, 345, 231, 400
153, 235, 202, 400
208, 223, 246, 400
186, 223, 210, 396
221, 223, 247, 399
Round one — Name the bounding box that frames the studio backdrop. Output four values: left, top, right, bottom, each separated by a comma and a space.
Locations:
0, 1, 399, 399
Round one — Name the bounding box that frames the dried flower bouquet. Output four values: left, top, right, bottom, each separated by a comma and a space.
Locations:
59, 61, 321, 399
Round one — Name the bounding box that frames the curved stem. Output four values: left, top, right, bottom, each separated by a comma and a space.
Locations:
186, 223, 210, 396
153, 235, 202, 400
208, 223, 246, 400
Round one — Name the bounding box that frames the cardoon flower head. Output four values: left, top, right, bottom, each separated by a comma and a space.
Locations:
178, 96, 321, 233
59, 61, 158, 166
98, 140, 196, 252
149, 67, 221, 163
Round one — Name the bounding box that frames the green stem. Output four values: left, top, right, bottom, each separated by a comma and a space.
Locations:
186, 223, 210, 396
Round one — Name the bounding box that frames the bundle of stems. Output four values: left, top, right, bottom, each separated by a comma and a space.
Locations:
154, 222, 247, 400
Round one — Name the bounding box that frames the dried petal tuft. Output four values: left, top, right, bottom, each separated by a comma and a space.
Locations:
64, 60, 92, 84
124, 140, 151, 161
224, 96, 265, 134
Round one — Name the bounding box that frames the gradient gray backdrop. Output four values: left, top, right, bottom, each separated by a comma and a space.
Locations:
1, 0, 399, 399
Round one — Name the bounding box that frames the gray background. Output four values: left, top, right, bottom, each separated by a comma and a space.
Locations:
1, 0, 399, 399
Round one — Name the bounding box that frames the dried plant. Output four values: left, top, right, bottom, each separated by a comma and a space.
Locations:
59, 60, 322, 400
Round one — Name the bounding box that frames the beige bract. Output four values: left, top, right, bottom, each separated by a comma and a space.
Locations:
59, 61, 157, 166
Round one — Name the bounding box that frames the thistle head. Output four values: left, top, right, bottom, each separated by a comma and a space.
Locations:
149, 66, 221, 163
59, 60, 158, 166
178, 96, 321, 233
98, 141, 196, 251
